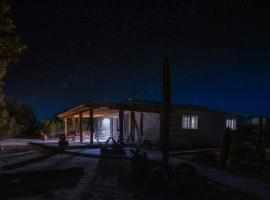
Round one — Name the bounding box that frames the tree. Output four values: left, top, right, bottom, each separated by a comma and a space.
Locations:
0, 97, 38, 138
41, 119, 64, 137
0, 0, 27, 138
0, 0, 26, 91
7, 99, 38, 134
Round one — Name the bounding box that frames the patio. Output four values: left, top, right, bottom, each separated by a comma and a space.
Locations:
57, 101, 162, 147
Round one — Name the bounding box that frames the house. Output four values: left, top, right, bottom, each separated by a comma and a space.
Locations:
245, 116, 270, 143
249, 116, 270, 130
57, 99, 244, 150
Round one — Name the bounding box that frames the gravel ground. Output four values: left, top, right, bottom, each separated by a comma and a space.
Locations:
0, 138, 40, 146
0, 138, 259, 200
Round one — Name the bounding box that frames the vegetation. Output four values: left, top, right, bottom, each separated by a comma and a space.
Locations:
230, 143, 266, 163
58, 134, 69, 150
0, 97, 37, 137
0, 0, 36, 138
0, 0, 26, 91
220, 128, 232, 166
40, 119, 64, 137
193, 150, 219, 166
240, 125, 254, 142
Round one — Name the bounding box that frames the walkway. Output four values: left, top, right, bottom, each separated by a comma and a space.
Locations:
28, 140, 270, 200
184, 161, 270, 200
64, 148, 270, 200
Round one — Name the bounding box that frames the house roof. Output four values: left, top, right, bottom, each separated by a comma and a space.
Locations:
57, 98, 245, 118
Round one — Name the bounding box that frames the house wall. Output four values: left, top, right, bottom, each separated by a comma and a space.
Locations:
92, 107, 244, 149
169, 109, 243, 150
134, 111, 160, 144
121, 111, 160, 144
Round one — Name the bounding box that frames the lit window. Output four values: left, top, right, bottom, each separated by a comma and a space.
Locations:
182, 115, 198, 129
252, 117, 267, 126
226, 119, 237, 130
251, 117, 259, 125
102, 118, 110, 126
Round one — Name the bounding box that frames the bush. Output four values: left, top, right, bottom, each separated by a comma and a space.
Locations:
149, 166, 169, 189
240, 125, 255, 142
58, 134, 69, 150
41, 120, 63, 138
220, 128, 232, 166
230, 144, 265, 162
172, 163, 200, 193
0, 95, 38, 138
256, 147, 266, 162
130, 148, 149, 183
193, 150, 218, 166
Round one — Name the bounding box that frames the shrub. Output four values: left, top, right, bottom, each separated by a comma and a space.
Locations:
130, 148, 149, 183
231, 144, 257, 162
220, 128, 232, 166
150, 166, 169, 189
193, 150, 218, 166
41, 120, 63, 138
256, 147, 266, 162
0, 95, 38, 138
172, 163, 200, 193
240, 125, 255, 142
58, 134, 69, 150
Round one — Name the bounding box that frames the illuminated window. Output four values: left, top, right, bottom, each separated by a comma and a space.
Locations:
252, 117, 267, 126
102, 118, 110, 126
182, 115, 198, 129
251, 117, 259, 125
226, 119, 237, 130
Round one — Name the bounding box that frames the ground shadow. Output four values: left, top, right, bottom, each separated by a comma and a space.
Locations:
0, 167, 84, 199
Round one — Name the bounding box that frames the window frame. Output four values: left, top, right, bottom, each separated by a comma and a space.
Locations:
226, 118, 237, 130
182, 114, 199, 130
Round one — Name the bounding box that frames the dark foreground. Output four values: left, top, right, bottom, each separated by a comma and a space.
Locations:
0, 139, 258, 200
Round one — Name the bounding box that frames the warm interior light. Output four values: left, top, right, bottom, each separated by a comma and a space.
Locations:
102, 118, 110, 126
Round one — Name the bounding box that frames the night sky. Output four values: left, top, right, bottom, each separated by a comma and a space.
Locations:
5, 0, 270, 120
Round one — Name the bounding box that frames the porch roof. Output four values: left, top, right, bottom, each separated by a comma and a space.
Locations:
57, 101, 163, 119
57, 99, 245, 119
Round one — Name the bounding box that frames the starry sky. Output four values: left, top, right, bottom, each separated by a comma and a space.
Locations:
5, 0, 270, 120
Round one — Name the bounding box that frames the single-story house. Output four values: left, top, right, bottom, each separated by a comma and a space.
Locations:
249, 116, 270, 129
57, 99, 244, 150
245, 116, 270, 142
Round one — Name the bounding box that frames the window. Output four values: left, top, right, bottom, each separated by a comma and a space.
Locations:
251, 117, 259, 126
251, 117, 267, 126
182, 115, 198, 129
226, 119, 237, 130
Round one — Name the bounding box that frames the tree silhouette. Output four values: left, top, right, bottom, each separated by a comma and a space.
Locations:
0, 0, 31, 138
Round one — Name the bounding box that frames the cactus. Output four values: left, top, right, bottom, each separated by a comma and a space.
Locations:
220, 128, 232, 166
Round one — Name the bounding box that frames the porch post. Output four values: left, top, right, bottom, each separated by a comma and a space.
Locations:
119, 109, 124, 145
140, 113, 144, 137
79, 112, 83, 143
89, 109, 94, 144
159, 112, 163, 149
64, 117, 68, 137
72, 116, 76, 131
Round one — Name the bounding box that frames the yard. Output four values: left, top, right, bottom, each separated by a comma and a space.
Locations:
0, 138, 260, 200
173, 148, 270, 183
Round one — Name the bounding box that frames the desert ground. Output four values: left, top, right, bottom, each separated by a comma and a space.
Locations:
0, 138, 258, 200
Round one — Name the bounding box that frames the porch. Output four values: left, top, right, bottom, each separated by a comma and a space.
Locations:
57, 102, 162, 146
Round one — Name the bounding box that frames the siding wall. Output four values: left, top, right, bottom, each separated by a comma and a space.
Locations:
169, 108, 243, 149
122, 111, 160, 144
122, 109, 243, 149
134, 112, 160, 144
